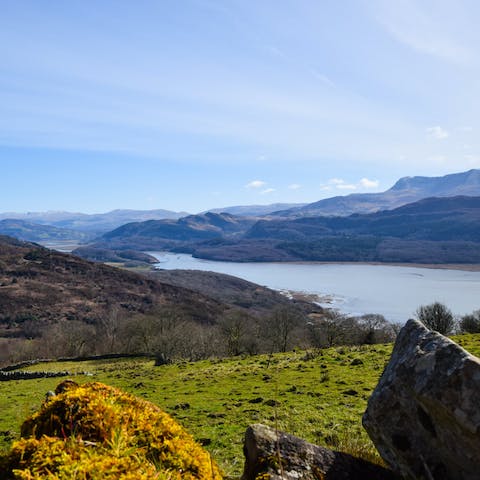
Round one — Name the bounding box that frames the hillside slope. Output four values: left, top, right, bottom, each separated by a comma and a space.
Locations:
0, 236, 318, 349
97, 212, 255, 249
0, 236, 225, 337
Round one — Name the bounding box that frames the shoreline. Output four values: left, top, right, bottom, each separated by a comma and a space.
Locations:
152, 252, 480, 272
281, 261, 480, 272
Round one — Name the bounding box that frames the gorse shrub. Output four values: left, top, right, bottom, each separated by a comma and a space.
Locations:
0, 380, 223, 479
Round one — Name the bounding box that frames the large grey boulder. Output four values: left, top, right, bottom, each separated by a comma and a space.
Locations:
363, 319, 480, 479
241, 423, 397, 479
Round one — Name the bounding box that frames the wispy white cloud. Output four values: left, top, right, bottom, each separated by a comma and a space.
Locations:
373, 0, 472, 65
263, 45, 287, 59
337, 183, 357, 190
261, 188, 276, 195
245, 180, 266, 189
328, 178, 346, 185
359, 177, 379, 188
288, 183, 301, 190
426, 126, 449, 140
322, 177, 380, 192
310, 70, 335, 88
322, 178, 357, 191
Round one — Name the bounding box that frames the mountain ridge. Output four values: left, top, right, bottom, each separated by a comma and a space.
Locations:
0, 209, 190, 234
274, 169, 480, 217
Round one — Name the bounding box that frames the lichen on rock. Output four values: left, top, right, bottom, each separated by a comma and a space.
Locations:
1, 380, 223, 479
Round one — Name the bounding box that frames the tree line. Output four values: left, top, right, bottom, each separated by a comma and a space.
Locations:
1, 301, 478, 367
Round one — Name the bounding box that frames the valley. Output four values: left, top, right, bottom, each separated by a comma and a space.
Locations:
3, 170, 480, 267
4, 5, 480, 477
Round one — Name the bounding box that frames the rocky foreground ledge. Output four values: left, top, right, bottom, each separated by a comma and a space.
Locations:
241, 423, 397, 479
243, 320, 480, 480
363, 319, 480, 480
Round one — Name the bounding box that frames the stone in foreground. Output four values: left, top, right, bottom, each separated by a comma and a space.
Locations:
241, 423, 397, 480
363, 319, 480, 480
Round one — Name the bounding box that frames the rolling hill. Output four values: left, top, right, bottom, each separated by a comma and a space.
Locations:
0, 235, 318, 344
96, 212, 255, 250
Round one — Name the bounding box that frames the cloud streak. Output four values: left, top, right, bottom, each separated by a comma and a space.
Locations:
245, 180, 266, 189
322, 177, 380, 192
426, 126, 449, 140
359, 177, 380, 188
373, 0, 472, 65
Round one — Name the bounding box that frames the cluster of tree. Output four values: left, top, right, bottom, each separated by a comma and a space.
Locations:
416, 301, 480, 335
3, 300, 479, 367
0, 306, 398, 366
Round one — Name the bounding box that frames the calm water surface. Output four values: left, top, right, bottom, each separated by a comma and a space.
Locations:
150, 252, 480, 323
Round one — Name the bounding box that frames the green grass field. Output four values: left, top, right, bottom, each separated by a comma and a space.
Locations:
1, 334, 479, 478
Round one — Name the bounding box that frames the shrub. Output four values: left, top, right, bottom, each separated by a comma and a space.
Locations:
0, 380, 222, 479
459, 310, 480, 333
416, 302, 455, 334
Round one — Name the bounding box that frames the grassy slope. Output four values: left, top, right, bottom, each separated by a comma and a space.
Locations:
1, 334, 479, 478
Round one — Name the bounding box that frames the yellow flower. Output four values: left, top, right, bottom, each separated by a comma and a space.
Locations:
2, 381, 223, 479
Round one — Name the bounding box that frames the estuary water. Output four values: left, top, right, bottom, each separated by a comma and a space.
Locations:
150, 252, 480, 323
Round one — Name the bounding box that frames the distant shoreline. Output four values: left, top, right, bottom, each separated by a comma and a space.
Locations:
42, 245, 480, 273
280, 261, 480, 272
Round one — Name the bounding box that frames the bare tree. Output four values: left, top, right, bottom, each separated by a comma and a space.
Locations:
263, 307, 304, 353
459, 310, 480, 333
218, 310, 252, 356
416, 302, 455, 334
96, 306, 122, 353
357, 314, 396, 344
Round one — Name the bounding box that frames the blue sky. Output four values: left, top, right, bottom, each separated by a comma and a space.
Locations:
1, 0, 480, 213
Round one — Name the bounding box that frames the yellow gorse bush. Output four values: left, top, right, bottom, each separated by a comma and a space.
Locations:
1, 381, 223, 479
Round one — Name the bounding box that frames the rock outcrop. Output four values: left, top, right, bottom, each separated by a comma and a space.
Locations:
241, 423, 397, 480
363, 319, 480, 479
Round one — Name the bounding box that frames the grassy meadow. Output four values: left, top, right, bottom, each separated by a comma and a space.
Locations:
1, 333, 479, 478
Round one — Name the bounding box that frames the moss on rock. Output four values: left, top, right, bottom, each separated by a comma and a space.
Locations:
1, 380, 223, 479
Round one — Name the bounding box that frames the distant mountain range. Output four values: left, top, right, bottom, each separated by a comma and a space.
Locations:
247, 196, 480, 242
0, 209, 189, 234
2, 168, 480, 265
0, 219, 92, 242
94, 196, 480, 264
274, 168, 480, 217
207, 203, 306, 216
